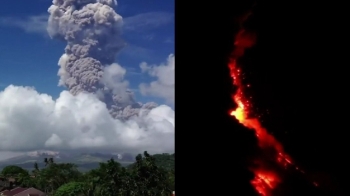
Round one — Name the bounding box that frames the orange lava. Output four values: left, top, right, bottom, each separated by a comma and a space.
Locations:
251, 170, 280, 196
228, 29, 294, 196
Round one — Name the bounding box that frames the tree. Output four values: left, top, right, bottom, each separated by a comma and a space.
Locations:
54, 181, 88, 196
131, 151, 172, 196
152, 153, 175, 172
40, 163, 82, 194
95, 158, 127, 196
81, 171, 101, 196
32, 162, 40, 177
44, 157, 55, 166
17, 172, 35, 188
0, 150, 175, 196
0, 165, 28, 177
31, 158, 82, 195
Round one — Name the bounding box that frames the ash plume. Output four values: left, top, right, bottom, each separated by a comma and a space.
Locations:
47, 0, 157, 119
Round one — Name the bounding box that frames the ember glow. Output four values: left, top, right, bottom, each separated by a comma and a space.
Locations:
228, 29, 295, 196
251, 170, 280, 196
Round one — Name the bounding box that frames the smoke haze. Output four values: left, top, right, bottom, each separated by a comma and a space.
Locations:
48, 0, 157, 119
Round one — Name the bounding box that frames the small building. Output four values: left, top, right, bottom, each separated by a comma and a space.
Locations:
0, 187, 46, 196
0, 178, 10, 188
0, 178, 12, 191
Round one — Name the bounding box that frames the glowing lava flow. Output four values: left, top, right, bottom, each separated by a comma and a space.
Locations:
228, 29, 295, 196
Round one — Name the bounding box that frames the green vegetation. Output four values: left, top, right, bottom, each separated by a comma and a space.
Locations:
0, 152, 175, 196
1, 165, 29, 177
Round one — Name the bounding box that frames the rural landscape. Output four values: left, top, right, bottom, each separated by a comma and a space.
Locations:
0, 151, 175, 196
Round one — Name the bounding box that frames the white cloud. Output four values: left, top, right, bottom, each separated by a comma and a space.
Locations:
0, 85, 174, 154
101, 63, 129, 94
139, 54, 175, 104
123, 12, 174, 32
0, 14, 48, 35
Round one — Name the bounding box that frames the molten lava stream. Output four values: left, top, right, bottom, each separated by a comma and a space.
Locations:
228, 29, 296, 196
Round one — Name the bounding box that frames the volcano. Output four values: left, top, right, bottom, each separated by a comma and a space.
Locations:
178, 0, 348, 195
228, 13, 321, 196
224, 2, 347, 195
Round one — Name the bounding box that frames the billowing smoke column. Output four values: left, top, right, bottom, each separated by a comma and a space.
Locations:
47, 0, 157, 119
229, 11, 319, 196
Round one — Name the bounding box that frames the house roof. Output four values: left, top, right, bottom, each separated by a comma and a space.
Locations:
2, 187, 28, 196
1, 187, 45, 196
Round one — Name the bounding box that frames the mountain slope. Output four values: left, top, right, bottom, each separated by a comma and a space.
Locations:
0, 151, 135, 172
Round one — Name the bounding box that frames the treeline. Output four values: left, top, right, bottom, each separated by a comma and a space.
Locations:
0, 151, 175, 196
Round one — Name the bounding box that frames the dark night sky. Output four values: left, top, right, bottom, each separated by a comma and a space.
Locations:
178, 1, 349, 195
245, 2, 349, 194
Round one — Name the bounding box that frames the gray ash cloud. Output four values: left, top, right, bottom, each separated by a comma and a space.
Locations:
47, 0, 157, 119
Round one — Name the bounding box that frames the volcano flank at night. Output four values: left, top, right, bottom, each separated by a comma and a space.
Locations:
180, 1, 349, 195
225, 4, 349, 195
228, 12, 320, 196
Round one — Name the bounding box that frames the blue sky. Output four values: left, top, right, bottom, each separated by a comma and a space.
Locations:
0, 0, 174, 105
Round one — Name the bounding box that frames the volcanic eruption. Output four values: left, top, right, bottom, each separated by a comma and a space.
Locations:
228, 11, 319, 196
47, 0, 157, 119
